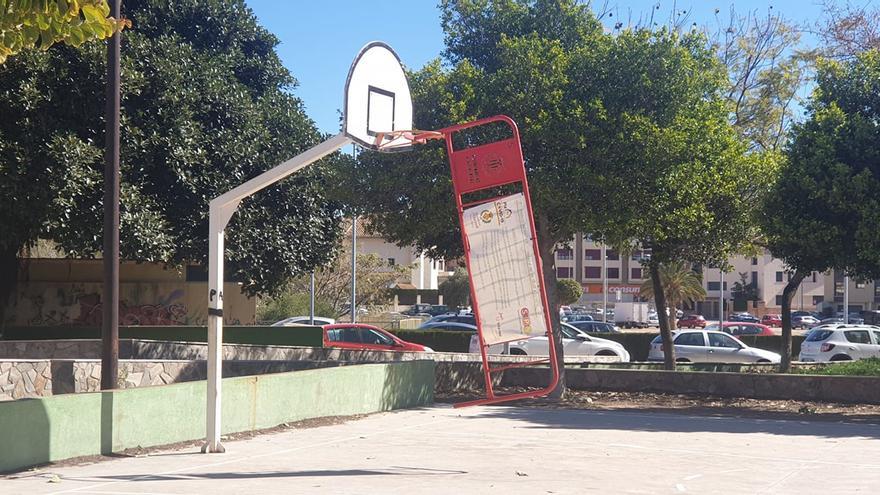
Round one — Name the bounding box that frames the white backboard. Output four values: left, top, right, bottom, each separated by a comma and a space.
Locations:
463, 193, 548, 345
343, 42, 414, 152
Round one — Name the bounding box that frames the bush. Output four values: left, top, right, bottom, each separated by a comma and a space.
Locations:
796, 357, 880, 376
257, 293, 335, 323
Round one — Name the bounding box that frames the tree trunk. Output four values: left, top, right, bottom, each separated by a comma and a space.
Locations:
536, 214, 565, 399
649, 262, 675, 370
0, 246, 19, 334
780, 269, 807, 373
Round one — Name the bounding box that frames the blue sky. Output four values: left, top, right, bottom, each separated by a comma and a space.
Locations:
246, 1, 827, 135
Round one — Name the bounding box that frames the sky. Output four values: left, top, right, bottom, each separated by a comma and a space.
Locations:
245, 0, 828, 136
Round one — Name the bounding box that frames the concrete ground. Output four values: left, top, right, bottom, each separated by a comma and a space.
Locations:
4, 405, 879, 495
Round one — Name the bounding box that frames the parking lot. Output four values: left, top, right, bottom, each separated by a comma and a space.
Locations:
5, 404, 880, 494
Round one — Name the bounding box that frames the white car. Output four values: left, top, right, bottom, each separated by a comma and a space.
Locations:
490, 322, 630, 361
793, 315, 820, 329
271, 316, 336, 326
798, 324, 880, 362
648, 330, 781, 364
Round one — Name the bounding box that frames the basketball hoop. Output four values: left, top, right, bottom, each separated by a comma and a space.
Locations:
373, 129, 445, 151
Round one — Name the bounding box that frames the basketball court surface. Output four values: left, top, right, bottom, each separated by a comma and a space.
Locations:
5, 404, 880, 494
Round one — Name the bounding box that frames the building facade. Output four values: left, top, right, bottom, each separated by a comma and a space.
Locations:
554, 235, 879, 317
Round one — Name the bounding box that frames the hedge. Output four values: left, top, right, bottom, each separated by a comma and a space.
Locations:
391, 329, 806, 361
1, 325, 323, 347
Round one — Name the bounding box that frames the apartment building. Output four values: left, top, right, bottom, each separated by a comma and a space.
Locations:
554, 236, 879, 316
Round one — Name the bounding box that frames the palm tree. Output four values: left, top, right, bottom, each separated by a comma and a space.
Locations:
641, 262, 707, 330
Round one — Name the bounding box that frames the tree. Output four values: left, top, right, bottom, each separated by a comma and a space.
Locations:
0, 0, 344, 322
730, 272, 759, 309
440, 267, 470, 309
761, 50, 880, 372
285, 226, 411, 318
816, 1, 880, 60
348, 1, 768, 383
555, 278, 582, 306
639, 262, 707, 330
0, 0, 127, 64
711, 7, 813, 152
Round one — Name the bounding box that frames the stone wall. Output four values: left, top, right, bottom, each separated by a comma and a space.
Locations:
0, 361, 53, 400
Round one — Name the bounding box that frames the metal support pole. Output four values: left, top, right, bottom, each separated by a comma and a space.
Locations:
719, 269, 725, 325
203, 132, 351, 454
309, 271, 315, 325
101, 0, 122, 391
351, 214, 357, 323
602, 244, 607, 323
844, 275, 849, 323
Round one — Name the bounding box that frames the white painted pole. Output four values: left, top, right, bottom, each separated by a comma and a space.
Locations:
351, 214, 358, 323
203, 133, 351, 454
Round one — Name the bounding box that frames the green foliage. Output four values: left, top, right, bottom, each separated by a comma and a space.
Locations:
0, 0, 127, 63
795, 357, 880, 377
555, 278, 582, 306
730, 272, 759, 301
439, 267, 470, 308
389, 329, 472, 353
762, 50, 880, 281
257, 293, 336, 324
640, 262, 707, 328
0, 0, 344, 297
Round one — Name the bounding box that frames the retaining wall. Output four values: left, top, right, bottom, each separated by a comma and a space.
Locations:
437, 364, 880, 404
0, 360, 434, 473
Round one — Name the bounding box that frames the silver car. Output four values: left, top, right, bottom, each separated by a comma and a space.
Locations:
648, 330, 781, 364
798, 324, 880, 362
488, 322, 630, 361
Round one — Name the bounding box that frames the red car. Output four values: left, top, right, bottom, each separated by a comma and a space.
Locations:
677, 314, 707, 328
761, 314, 782, 327
712, 322, 775, 337
322, 324, 433, 352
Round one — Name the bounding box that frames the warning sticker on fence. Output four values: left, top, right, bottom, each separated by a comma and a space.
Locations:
463, 192, 547, 345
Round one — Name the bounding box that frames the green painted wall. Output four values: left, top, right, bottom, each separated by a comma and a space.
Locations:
0, 360, 434, 473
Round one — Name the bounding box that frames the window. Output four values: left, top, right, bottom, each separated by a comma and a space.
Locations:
607, 267, 620, 279
557, 248, 573, 260
674, 332, 706, 346
631, 268, 643, 279
631, 250, 643, 261
606, 250, 619, 261
751, 271, 758, 285
775, 271, 783, 282
387, 258, 396, 266
326, 329, 342, 342
736, 325, 761, 336
856, 282, 866, 289
873, 331, 880, 344
709, 333, 741, 348
556, 267, 573, 279
585, 266, 601, 278
812, 272, 817, 283
585, 249, 601, 260
751, 257, 758, 265
844, 330, 871, 344
707, 281, 720, 291
341, 327, 360, 343
806, 330, 833, 342
360, 328, 394, 345
813, 296, 824, 305
775, 295, 784, 306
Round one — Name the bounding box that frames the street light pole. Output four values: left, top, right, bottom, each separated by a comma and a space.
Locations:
602, 244, 607, 323
844, 275, 850, 324
101, 0, 122, 391
719, 269, 725, 325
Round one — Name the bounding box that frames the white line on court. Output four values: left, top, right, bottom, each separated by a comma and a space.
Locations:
47, 412, 461, 495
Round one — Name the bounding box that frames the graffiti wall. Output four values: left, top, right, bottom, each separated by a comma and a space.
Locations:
3, 260, 255, 327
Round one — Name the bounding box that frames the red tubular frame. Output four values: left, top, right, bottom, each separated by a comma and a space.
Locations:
439, 115, 560, 408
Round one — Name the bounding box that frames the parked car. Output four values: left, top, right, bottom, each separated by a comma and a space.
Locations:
425, 312, 476, 326
567, 320, 621, 333
272, 316, 335, 326
494, 322, 630, 361
705, 322, 775, 337
761, 314, 782, 327
402, 303, 433, 316
648, 330, 781, 363
417, 321, 476, 332
829, 314, 865, 325
798, 324, 880, 362
728, 312, 760, 324
322, 324, 433, 352
563, 313, 594, 323
677, 314, 707, 329
791, 310, 813, 318
793, 315, 821, 328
